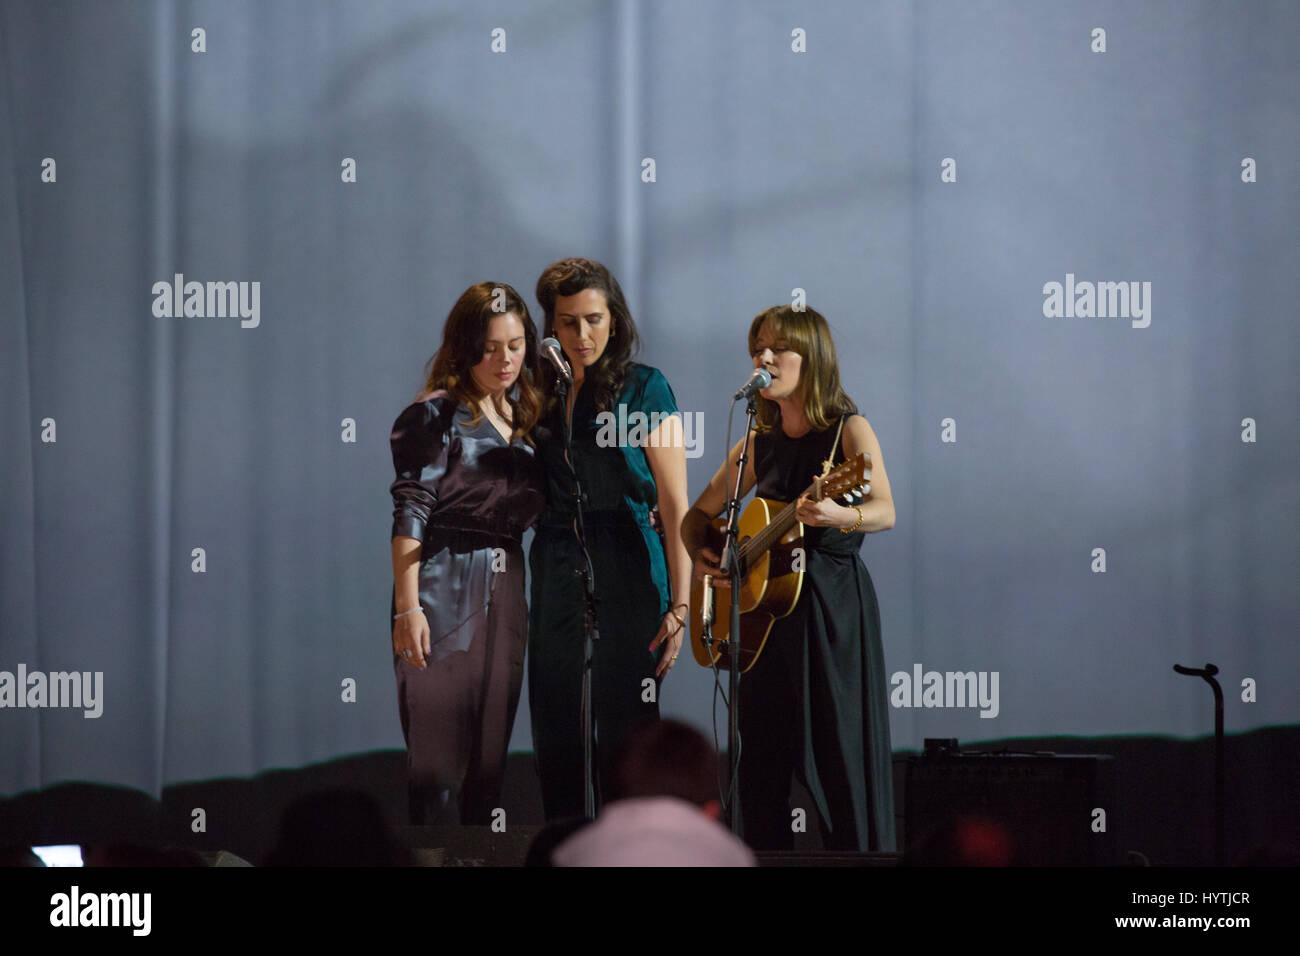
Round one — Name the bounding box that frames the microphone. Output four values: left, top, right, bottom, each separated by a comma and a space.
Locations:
540, 337, 572, 385
733, 368, 772, 400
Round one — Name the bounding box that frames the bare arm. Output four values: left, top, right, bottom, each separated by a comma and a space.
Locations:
391, 536, 422, 612
842, 415, 895, 532
794, 415, 896, 532
680, 430, 758, 583
391, 536, 430, 667
645, 414, 692, 616
645, 415, 692, 678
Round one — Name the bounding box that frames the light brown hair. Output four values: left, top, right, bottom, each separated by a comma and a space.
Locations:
747, 305, 857, 433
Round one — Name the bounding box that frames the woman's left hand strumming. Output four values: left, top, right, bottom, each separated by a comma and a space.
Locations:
796, 494, 852, 529
649, 606, 686, 680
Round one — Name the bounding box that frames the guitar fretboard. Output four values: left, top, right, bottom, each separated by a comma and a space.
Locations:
733, 453, 869, 569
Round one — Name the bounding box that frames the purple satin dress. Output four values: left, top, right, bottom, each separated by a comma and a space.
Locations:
388, 394, 544, 824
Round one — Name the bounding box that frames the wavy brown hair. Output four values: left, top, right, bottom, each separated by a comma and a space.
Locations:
418, 282, 542, 441
535, 258, 641, 414
747, 305, 857, 433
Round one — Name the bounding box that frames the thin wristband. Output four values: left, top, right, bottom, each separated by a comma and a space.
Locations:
394, 607, 422, 620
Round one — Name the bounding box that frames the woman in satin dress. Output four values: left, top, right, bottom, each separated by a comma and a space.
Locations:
388, 281, 545, 825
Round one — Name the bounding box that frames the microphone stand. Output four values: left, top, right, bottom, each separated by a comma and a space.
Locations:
1174, 662, 1225, 865
556, 372, 600, 819
718, 393, 758, 835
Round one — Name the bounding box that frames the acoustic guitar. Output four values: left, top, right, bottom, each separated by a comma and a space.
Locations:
689, 452, 871, 672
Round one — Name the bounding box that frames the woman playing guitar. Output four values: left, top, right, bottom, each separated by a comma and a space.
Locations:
681, 305, 896, 852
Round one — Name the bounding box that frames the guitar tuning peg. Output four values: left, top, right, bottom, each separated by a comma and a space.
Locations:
839, 483, 868, 505
835, 484, 866, 507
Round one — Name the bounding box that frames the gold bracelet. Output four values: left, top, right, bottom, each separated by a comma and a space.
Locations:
839, 506, 864, 534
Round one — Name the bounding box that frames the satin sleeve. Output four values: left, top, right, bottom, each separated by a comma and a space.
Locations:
389, 401, 454, 541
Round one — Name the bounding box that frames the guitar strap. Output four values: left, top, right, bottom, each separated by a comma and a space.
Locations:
819, 415, 847, 479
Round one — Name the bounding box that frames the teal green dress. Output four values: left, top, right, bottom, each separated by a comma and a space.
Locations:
527, 363, 677, 819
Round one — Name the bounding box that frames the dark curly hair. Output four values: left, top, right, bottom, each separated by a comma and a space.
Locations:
535, 258, 641, 414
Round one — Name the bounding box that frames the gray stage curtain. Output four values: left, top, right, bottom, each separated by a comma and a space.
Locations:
1, 0, 1296, 797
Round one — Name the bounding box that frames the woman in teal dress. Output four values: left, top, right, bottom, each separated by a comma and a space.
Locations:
528, 258, 692, 821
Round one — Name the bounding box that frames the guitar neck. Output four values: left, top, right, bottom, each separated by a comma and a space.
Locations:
727, 452, 868, 569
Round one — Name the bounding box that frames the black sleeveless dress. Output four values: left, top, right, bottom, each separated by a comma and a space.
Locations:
738, 413, 896, 851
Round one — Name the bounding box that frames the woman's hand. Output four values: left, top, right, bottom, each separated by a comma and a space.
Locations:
691, 547, 730, 588
649, 607, 686, 680
392, 608, 431, 670
795, 494, 855, 530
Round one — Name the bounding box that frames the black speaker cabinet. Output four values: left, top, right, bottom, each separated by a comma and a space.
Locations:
905, 751, 1117, 866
